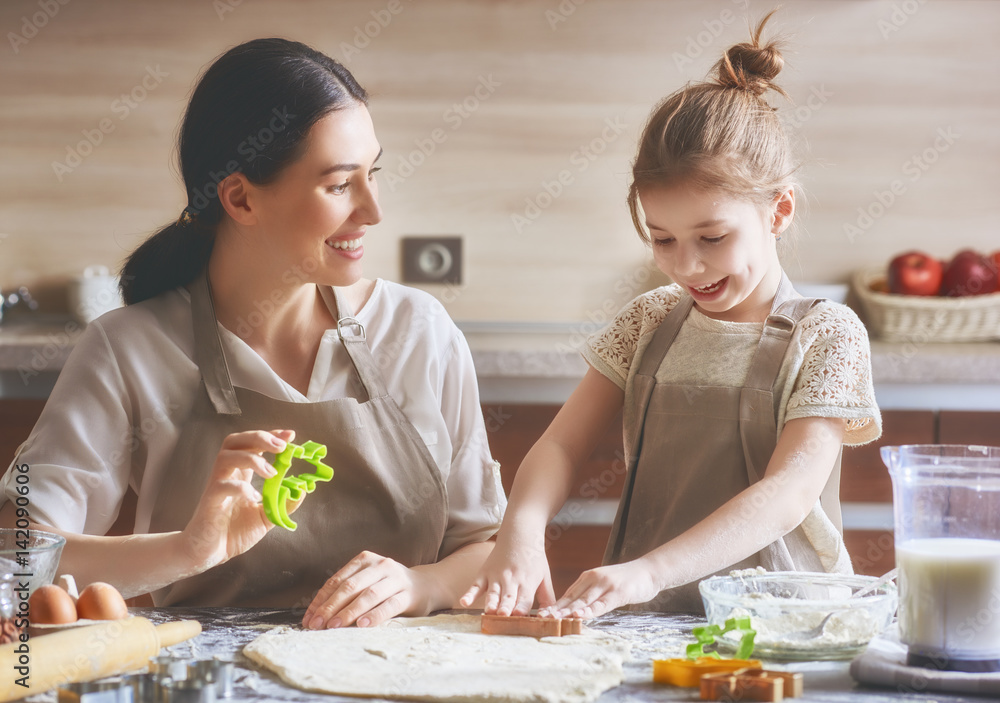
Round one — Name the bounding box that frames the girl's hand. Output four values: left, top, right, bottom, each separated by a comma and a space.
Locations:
459, 532, 555, 617
180, 429, 295, 570
302, 551, 433, 629
540, 560, 660, 619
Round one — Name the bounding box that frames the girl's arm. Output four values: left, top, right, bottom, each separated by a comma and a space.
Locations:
544, 415, 847, 618
0, 429, 292, 599
459, 367, 625, 616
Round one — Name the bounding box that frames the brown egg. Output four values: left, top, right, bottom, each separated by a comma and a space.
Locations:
76, 582, 129, 621
28, 584, 79, 625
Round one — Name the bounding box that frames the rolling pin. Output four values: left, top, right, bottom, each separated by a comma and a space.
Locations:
0, 616, 201, 701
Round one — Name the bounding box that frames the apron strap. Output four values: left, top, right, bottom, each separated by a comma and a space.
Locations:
330, 287, 389, 400
635, 295, 695, 379
608, 295, 695, 563
627, 293, 696, 494
190, 270, 242, 416
739, 272, 822, 483
189, 271, 392, 414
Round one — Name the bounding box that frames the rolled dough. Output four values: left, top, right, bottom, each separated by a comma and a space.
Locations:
243, 614, 629, 702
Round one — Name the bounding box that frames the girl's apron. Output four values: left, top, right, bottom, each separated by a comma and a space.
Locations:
147, 271, 449, 607
603, 274, 843, 612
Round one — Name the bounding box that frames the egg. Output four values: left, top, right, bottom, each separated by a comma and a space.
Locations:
76, 582, 129, 620
28, 584, 78, 625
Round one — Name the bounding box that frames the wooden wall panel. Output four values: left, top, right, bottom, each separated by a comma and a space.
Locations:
1, 0, 998, 321
840, 410, 935, 503
0, 398, 46, 467
546, 525, 611, 598
483, 403, 625, 499
938, 411, 1000, 446
845, 529, 896, 578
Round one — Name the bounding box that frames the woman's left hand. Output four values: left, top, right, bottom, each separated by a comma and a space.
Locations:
539, 560, 661, 620
302, 551, 433, 629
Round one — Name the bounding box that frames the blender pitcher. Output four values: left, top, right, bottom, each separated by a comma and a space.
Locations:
882, 444, 1000, 672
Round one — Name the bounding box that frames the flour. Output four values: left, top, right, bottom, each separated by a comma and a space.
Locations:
243, 614, 630, 702
729, 602, 882, 653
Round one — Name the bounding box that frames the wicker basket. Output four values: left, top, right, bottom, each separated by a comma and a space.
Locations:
852, 269, 1000, 343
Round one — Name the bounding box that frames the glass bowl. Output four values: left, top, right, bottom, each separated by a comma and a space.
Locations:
698, 571, 898, 660
0, 527, 66, 600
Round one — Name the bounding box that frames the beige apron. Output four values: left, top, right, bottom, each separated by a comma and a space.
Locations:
147, 272, 449, 607
603, 274, 843, 612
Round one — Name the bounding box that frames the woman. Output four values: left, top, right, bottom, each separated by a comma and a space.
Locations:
0, 38, 505, 630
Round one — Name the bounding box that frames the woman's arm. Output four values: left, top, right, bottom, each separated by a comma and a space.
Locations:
300, 539, 495, 629
460, 366, 625, 616
544, 415, 847, 618
0, 429, 292, 599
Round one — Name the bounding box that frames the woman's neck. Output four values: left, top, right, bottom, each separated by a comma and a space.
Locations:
207, 246, 332, 349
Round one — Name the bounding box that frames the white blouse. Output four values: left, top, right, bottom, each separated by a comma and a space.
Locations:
1, 279, 506, 558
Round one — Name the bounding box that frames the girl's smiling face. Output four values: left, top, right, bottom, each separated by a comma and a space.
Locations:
640, 184, 792, 322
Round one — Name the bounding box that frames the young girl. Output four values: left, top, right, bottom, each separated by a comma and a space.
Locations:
462, 14, 881, 617
0, 38, 505, 628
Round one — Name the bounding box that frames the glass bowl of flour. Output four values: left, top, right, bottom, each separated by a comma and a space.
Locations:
698, 571, 898, 660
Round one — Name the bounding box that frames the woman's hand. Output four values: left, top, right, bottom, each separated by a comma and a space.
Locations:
180, 429, 295, 571
302, 551, 435, 629
459, 530, 555, 617
539, 560, 660, 619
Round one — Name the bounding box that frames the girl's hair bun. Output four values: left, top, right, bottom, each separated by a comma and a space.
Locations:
713, 10, 788, 99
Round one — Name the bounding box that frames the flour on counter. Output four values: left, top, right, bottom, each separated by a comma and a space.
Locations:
244, 614, 630, 703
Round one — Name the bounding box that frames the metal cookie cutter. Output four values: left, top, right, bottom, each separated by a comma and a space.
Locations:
57, 679, 134, 703
148, 655, 188, 682
159, 676, 216, 703
123, 672, 161, 703
261, 440, 334, 530
187, 658, 235, 698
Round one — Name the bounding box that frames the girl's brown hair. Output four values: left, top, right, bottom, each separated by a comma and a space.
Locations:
627, 11, 795, 243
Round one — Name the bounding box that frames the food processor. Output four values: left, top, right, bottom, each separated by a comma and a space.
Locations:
883, 444, 1000, 673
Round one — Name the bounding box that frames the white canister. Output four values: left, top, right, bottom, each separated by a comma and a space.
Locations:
67, 265, 123, 324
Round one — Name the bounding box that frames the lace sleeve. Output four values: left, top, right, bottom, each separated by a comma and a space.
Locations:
786, 303, 882, 445
583, 285, 684, 389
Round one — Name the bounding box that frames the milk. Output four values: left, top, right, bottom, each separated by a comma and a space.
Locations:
897, 537, 1000, 659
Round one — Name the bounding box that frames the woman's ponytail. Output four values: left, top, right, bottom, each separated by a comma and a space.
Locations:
119, 219, 214, 305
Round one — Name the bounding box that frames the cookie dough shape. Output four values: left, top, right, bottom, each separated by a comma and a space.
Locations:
243, 614, 629, 702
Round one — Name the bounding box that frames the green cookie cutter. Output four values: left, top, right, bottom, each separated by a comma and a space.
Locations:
686, 616, 756, 660
261, 440, 334, 531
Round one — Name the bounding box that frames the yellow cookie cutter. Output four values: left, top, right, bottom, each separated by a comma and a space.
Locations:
261, 440, 334, 531
652, 658, 763, 688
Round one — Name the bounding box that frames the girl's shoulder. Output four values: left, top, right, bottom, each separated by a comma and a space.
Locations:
795, 299, 870, 342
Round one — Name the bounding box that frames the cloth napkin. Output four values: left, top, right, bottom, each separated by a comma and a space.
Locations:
850, 629, 1000, 697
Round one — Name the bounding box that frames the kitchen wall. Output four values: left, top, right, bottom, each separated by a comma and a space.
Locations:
2, 0, 997, 321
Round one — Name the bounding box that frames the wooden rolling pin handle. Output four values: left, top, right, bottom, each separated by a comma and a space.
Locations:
156, 619, 202, 648
0, 616, 202, 702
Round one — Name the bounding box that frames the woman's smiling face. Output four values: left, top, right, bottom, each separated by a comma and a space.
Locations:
640, 183, 789, 322
248, 104, 384, 287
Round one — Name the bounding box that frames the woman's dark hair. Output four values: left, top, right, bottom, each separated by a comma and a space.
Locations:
120, 38, 368, 304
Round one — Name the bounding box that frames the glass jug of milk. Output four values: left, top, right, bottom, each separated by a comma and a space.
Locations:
882, 444, 1000, 672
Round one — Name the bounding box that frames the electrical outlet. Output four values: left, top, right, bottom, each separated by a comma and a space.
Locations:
401, 236, 462, 284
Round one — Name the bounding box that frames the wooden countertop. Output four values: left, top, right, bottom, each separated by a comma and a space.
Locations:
30, 607, 974, 703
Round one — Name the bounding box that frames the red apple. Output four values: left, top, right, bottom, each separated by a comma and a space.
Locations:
887, 251, 944, 296
940, 249, 999, 297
